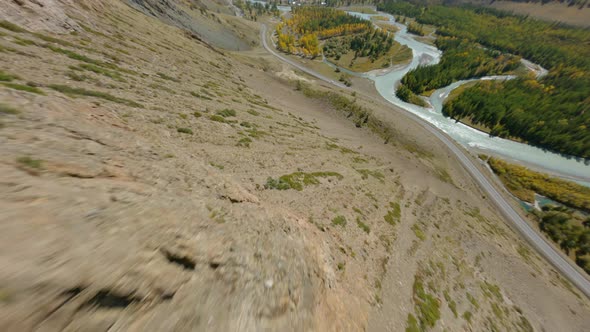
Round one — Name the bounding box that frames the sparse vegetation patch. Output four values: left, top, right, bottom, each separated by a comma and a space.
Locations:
0, 20, 28, 33
356, 218, 370, 234
217, 108, 237, 118
332, 215, 347, 227
48, 85, 143, 108
77, 63, 125, 81
1, 82, 45, 95
384, 202, 401, 226
209, 115, 226, 123
412, 274, 441, 329
0, 70, 19, 82
412, 223, 426, 241
357, 168, 384, 182
0, 104, 20, 115
177, 127, 193, 134
17, 156, 43, 169
265, 171, 343, 191
237, 137, 252, 147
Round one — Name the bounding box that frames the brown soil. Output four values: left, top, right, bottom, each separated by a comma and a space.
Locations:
0, 1, 588, 331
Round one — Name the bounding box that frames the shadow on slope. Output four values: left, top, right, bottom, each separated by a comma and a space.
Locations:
124, 0, 253, 51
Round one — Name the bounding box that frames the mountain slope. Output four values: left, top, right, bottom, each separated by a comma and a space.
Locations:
124, 0, 257, 50
0, 0, 588, 331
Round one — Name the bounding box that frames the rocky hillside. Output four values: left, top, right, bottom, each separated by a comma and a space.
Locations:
0, 0, 589, 331
124, 0, 258, 50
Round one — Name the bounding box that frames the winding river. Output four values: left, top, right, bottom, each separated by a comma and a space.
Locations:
344, 11, 590, 185
252, 2, 590, 184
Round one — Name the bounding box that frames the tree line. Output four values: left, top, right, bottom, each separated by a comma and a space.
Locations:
323, 29, 395, 62
276, 7, 395, 61
487, 157, 590, 274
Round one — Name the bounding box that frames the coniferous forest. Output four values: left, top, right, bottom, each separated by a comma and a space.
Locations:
379, 1, 590, 158
400, 37, 521, 94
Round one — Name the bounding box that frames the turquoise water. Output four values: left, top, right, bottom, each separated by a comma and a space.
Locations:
263, 5, 590, 184
346, 11, 590, 185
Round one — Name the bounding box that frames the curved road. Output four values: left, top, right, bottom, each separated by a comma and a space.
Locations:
260, 23, 590, 299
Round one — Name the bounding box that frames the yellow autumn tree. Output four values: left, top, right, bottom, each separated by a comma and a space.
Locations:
299, 33, 320, 58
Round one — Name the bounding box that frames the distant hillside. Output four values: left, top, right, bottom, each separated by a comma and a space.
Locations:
370, 0, 590, 27
484, 0, 590, 27
379, 0, 589, 7
124, 0, 258, 50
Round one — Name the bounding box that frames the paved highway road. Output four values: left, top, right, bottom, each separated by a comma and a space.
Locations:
260, 23, 590, 299
420, 119, 590, 299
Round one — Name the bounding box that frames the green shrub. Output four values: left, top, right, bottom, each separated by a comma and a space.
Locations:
412, 224, 426, 241
245, 128, 268, 139
0, 20, 28, 33
449, 300, 457, 318
491, 302, 503, 319
0, 44, 17, 53
332, 215, 347, 227
16, 156, 42, 169
193, 111, 202, 118
209, 115, 226, 123
413, 276, 440, 329
356, 218, 370, 234
0, 70, 19, 82
443, 290, 458, 317
352, 156, 368, 163
265, 177, 292, 190
237, 137, 252, 147
466, 292, 479, 309
217, 108, 237, 117
357, 168, 384, 181
267, 171, 343, 191
210, 162, 224, 170
1, 82, 45, 95
462, 311, 472, 323
177, 127, 193, 134
405, 314, 420, 332
480, 281, 502, 301
13, 36, 36, 46
327, 142, 357, 154
247, 109, 260, 116
384, 202, 401, 226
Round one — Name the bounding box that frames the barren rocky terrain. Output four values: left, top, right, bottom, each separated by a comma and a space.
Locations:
0, 0, 589, 331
